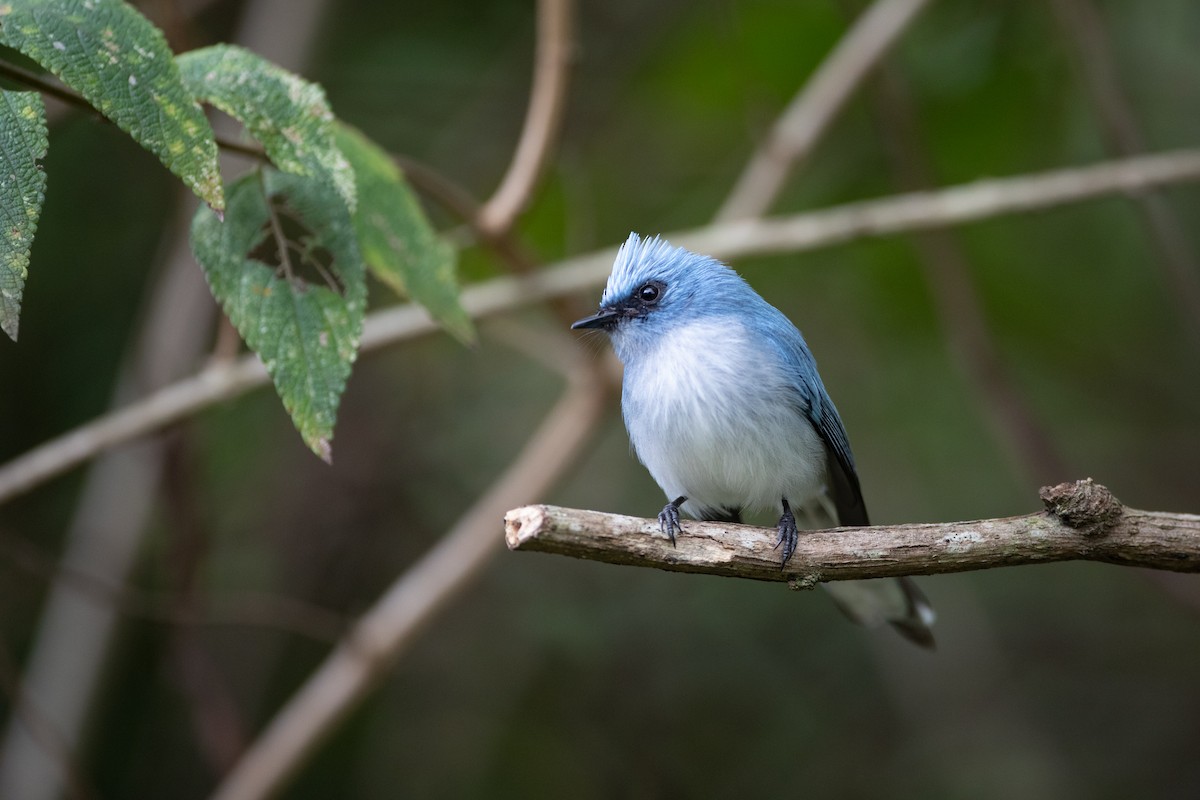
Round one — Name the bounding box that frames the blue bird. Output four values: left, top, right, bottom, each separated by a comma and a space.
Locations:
572, 233, 935, 647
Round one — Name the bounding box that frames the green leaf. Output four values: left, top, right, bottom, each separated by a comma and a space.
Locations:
177, 44, 354, 212
0, 0, 223, 211
334, 123, 473, 343
190, 170, 366, 460
0, 89, 47, 342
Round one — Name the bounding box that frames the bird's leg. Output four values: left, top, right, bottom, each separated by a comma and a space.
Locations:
773, 497, 799, 568
658, 496, 686, 546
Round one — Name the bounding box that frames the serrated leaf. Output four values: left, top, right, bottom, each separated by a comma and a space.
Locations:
0, 89, 47, 342
0, 0, 223, 211
177, 44, 354, 213
190, 170, 365, 460
334, 123, 473, 343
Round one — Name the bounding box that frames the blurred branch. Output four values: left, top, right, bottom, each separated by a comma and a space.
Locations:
716, 0, 932, 221
476, 0, 574, 236
867, 63, 1069, 486
0, 637, 95, 800
486, 317, 591, 379
691, 148, 1200, 257
0, 529, 345, 643
161, 436, 249, 773
0, 61, 89, 109
0, 210, 218, 800
1050, 0, 1200, 349
506, 480, 1200, 581
209, 363, 611, 800
6, 147, 1200, 505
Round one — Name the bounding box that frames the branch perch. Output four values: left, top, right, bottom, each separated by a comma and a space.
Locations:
505, 480, 1200, 583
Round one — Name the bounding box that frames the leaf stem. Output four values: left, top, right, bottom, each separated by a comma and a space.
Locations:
289, 238, 341, 294
258, 171, 296, 285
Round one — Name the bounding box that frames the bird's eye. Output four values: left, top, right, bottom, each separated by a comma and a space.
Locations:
638, 283, 661, 304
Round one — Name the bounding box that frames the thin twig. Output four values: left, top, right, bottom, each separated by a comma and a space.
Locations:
208, 363, 611, 800
5, 147, 1200, 505
0, 61, 89, 111
715, 0, 932, 221
476, 0, 574, 235
214, 135, 269, 161
506, 481, 1200, 581
260, 174, 297, 283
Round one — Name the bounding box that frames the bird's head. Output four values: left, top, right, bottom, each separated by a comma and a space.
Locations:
571, 233, 748, 356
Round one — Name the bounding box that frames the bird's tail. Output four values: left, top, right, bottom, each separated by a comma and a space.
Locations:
822, 576, 937, 649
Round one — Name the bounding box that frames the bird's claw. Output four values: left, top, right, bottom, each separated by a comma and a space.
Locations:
658, 496, 686, 546
773, 498, 799, 569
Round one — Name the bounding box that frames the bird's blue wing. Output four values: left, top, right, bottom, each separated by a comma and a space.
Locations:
752, 304, 870, 527
810, 397, 869, 526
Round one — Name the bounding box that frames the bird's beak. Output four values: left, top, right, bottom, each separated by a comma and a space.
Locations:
570, 309, 618, 330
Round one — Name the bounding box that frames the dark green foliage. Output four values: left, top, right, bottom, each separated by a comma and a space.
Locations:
177, 44, 355, 210
1, 0, 471, 457
191, 170, 365, 460
335, 122, 472, 343
0, 0, 223, 209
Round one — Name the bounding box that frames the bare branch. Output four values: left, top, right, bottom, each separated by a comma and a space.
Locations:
476, 0, 574, 235
506, 481, 1200, 582
6, 148, 1200, 505
208, 366, 611, 800
693, 148, 1200, 257
716, 0, 932, 221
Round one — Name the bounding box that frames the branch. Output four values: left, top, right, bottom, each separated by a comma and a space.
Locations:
690, 148, 1200, 257
505, 481, 1200, 583
716, 0, 932, 221
208, 365, 611, 800
6, 147, 1200, 505
476, 0, 574, 235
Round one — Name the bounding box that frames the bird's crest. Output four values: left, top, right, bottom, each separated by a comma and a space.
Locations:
603, 233, 699, 305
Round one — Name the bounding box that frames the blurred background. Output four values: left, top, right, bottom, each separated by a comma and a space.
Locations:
2, 0, 1200, 797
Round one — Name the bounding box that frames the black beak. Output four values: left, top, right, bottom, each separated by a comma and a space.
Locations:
570, 309, 618, 330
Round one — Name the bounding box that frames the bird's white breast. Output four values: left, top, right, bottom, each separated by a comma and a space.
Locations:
617, 317, 827, 519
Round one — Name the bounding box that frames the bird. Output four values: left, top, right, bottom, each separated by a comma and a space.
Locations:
572, 233, 935, 648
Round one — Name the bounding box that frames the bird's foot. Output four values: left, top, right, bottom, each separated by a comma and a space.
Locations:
773, 497, 799, 569
658, 496, 686, 546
